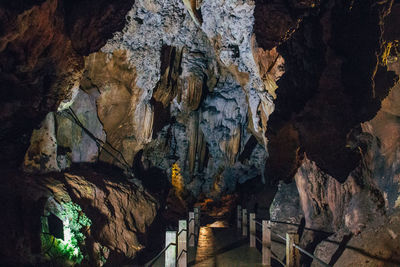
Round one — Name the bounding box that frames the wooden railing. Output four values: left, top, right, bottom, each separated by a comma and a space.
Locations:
145, 207, 201, 267
237, 205, 331, 267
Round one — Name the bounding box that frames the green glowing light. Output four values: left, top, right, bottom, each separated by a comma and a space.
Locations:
41, 201, 91, 264
63, 219, 72, 243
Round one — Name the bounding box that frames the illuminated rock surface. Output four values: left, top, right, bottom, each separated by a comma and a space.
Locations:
0, 169, 158, 266
1, 0, 400, 266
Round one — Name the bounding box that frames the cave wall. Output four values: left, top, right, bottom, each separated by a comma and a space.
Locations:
268, 1, 400, 263
0, 169, 158, 266
2, 0, 400, 265
0, 0, 135, 168
22, 0, 288, 199
264, 0, 399, 183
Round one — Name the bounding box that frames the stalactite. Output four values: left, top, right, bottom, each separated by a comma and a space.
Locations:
186, 73, 204, 110
153, 46, 183, 107
188, 112, 199, 175
182, 0, 203, 26
197, 126, 207, 172
220, 126, 241, 166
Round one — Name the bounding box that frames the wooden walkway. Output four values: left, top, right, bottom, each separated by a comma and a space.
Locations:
152, 226, 264, 267
147, 207, 330, 267
191, 227, 263, 267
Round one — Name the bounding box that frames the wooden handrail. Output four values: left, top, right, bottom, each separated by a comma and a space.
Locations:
239, 206, 331, 267
145, 209, 199, 267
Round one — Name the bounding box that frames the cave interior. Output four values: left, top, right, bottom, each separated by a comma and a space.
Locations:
0, 0, 400, 266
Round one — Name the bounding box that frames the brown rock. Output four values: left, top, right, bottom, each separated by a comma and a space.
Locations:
0, 0, 134, 168
0, 169, 158, 266
83, 50, 153, 166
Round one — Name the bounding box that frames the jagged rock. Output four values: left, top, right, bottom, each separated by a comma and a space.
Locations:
295, 156, 385, 234
0, 169, 158, 266
20, 0, 282, 202
361, 50, 400, 210
270, 181, 303, 224
23, 88, 106, 172
0, 0, 135, 168
83, 50, 153, 166
312, 213, 400, 267
61, 172, 158, 262
4, 1, 400, 265
182, 0, 203, 26
200, 77, 248, 165
56, 89, 106, 165
23, 113, 59, 173
266, 0, 398, 182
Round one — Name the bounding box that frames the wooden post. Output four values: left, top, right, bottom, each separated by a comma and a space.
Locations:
249, 213, 256, 247
178, 220, 187, 267
165, 231, 176, 267
286, 232, 300, 267
189, 212, 195, 247
242, 208, 248, 236
262, 220, 271, 266
237, 205, 242, 228
194, 207, 200, 234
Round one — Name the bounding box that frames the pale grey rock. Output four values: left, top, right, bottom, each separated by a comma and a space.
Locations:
201, 0, 275, 136
270, 181, 303, 223
56, 89, 106, 165
24, 0, 274, 200
200, 76, 248, 160
23, 112, 59, 173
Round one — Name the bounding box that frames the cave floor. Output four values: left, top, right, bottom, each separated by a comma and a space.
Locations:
152, 226, 264, 267
190, 226, 263, 267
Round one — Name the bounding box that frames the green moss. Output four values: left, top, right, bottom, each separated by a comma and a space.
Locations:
41, 202, 92, 265
41, 234, 79, 265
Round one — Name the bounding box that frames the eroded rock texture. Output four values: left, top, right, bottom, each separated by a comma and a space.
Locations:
0, 0, 135, 168
0, 169, 158, 266
265, 0, 399, 183
2, 0, 400, 265
23, 0, 283, 200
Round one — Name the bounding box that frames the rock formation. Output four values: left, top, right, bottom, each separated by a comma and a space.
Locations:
0, 169, 158, 266
1, 0, 400, 265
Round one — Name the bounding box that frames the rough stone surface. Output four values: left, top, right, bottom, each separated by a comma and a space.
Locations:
61, 172, 158, 262
23, 113, 59, 173
0, 0, 135, 168
0, 169, 158, 266
3, 0, 400, 265
23, 88, 106, 172
71, 0, 276, 199
295, 156, 385, 234
270, 180, 303, 224
56, 89, 106, 164
265, 0, 398, 182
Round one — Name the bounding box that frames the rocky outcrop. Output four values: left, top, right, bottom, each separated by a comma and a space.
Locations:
320, 211, 400, 266
23, 113, 60, 173
295, 156, 386, 235
4, 0, 400, 265
0, 169, 158, 266
268, 2, 400, 264
61, 172, 158, 263
56, 89, 106, 166
270, 181, 303, 224
20, 0, 277, 199
0, 0, 134, 168
266, 0, 398, 183
83, 50, 153, 167
312, 211, 400, 267
23, 88, 106, 172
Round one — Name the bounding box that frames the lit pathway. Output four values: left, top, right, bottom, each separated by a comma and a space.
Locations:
150, 221, 265, 266
189, 224, 263, 267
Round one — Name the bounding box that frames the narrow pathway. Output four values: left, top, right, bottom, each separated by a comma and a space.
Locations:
190, 225, 263, 267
